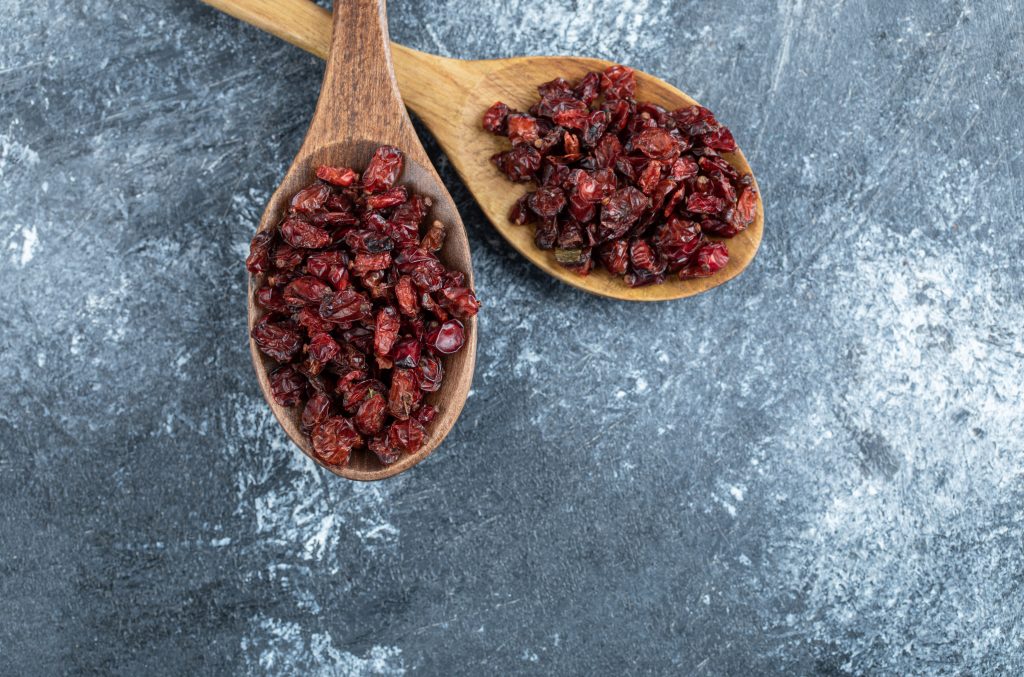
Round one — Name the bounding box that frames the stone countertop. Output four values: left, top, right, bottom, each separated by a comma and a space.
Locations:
1, 0, 1022, 674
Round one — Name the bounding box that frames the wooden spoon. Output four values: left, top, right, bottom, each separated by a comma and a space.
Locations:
248, 0, 476, 481
204, 0, 764, 302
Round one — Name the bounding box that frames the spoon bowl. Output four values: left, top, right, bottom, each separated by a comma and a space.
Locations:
247, 1, 476, 480
204, 0, 764, 301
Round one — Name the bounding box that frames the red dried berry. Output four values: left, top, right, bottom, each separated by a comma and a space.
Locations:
269, 365, 305, 407
354, 391, 388, 436
290, 184, 331, 215
246, 231, 274, 274
633, 127, 679, 160
301, 392, 333, 432
362, 145, 404, 193
420, 220, 446, 252
391, 337, 421, 369
256, 285, 288, 312
482, 101, 512, 134
307, 332, 340, 363
316, 165, 358, 187
311, 417, 362, 466
366, 186, 408, 210
374, 307, 400, 357
318, 289, 371, 323
600, 64, 635, 100
281, 217, 331, 249
679, 242, 730, 279
386, 418, 426, 453
416, 355, 444, 392
283, 276, 332, 308
415, 405, 438, 425
252, 318, 303, 362
388, 368, 421, 420
437, 286, 480, 320
426, 320, 465, 355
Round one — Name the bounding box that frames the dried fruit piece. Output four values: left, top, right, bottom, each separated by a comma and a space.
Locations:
252, 318, 302, 362
388, 368, 421, 420
246, 231, 274, 274
362, 145, 404, 193
311, 417, 362, 466
316, 166, 358, 187
281, 217, 331, 249
426, 320, 465, 354
269, 365, 305, 407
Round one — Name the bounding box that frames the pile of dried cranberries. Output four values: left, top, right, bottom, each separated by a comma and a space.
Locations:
483, 64, 758, 286
246, 146, 479, 467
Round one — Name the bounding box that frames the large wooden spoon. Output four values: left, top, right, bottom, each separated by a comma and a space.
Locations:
204, 0, 764, 302
249, 0, 476, 481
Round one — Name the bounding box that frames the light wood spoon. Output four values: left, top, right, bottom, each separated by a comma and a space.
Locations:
204, 0, 764, 302
248, 0, 476, 481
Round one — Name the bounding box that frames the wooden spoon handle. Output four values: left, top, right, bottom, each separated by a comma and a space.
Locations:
301, 0, 415, 151
202, 0, 331, 58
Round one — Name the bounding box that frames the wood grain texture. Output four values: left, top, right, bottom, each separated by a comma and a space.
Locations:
246, 0, 477, 481
203, 0, 764, 301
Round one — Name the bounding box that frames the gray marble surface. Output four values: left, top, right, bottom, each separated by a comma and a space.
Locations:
2, 0, 1023, 674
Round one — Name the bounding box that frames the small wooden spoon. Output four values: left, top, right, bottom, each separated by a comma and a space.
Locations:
203, 0, 764, 302
248, 0, 476, 481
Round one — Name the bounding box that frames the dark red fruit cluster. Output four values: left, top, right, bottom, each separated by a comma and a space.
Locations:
483, 65, 757, 286
246, 146, 479, 467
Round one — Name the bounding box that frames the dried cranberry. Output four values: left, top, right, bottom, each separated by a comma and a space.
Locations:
311, 417, 362, 466
362, 145, 404, 193
307, 332, 340, 363
437, 286, 480, 320
416, 355, 444, 392
391, 337, 421, 369
368, 434, 400, 465
366, 186, 408, 210
354, 391, 388, 436
318, 289, 371, 323
633, 128, 680, 160
387, 418, 426, 453
395, 276, 418, 316
351, 251, 392, 276
281, 217, 331, 249
492, 145, 542, 182
421, 220, 446, 252
289, 183, 330, 215
597, 240, 629, 275
252, 318, 302, 362
482, 101, 512, 134
246, 231, 274, 274
679, 242, 729, 278
283, 276, 332, 308
374, 307, 400, 357
528, 186, 567, 218
388, 368, 421, 420
269, 365, 305, 406
426, 320, 465, 355
599, 187, 648, 242
256, 285, 288, 312
415, 405, 438, 425
653, 217, 703, 270
507, 114, 541, 145
301, 392, 333, 432
316, 165, 358, 187
600, 64, 635, 100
